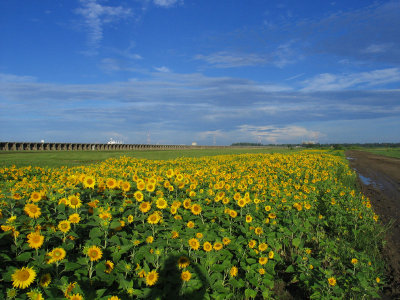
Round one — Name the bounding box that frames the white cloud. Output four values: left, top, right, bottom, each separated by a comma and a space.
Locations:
237, 125, 323, 144
153, 0, 181, 8
195, 51, 268, 68
75, 0, 132, 52
363, 44, 391, 54
154, 66, 171, 73
0, 73, 36, 83
273, 40, 302, 68
301, 68, 400, 91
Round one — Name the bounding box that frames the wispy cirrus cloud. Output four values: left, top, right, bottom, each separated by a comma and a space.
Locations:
75, 0, 132, 54
153, 0, 182, 8
154, 66, 171, 73
195, 51, 268, 68
237, 124, 323, 144
195, 40, 301, 69
301, 68, 400, 91
1, 71, 399, 144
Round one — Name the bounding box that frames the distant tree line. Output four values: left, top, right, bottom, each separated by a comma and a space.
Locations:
231, 142, 400, 149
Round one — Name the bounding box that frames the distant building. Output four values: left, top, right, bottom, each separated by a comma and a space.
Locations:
107, 138, 123, 144
191, 142, 197, 146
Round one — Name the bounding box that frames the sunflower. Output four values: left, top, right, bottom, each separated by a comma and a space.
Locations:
108, 297, 121, 300
58, 198, 67, 205
67, 195, 81, 209
181, 270, 192, 282
254, 227, 263, 235
203, 241, 213, 252
183, 199, 191, 209
222, 237, 231, 245
99, 211, 112, 221
83, 176, 96, 189
188, 238, 200, 250
196, 232, 203, 239
259, 257, 268, 265
268, 213, 277, 219
166, 169, 174, 178
87, 245, 102, 261
105, 260, 114, 274
24, 203, 41, 219
64, 282, 77, 298
156, 198, 168, 209
27, 231, 44, 249
106, 178, 117, 189
171, 231, 179, 239
177, 256, 190, 269
30, 191, 42, 202
68, 213, 81, 224
259, 268, 266, 275
136, 180, 146, 191
237, 198, 246, 208
248, 240, 257, 249
134, 191, 144, 202
127, 215, 134, 223
328, 277, 336, 286
26, 290, 44, 300
187, 221, 195, 228
268, 251, 274, 259
119, 181, 130, 192
12, 267, 36, 289
147, 213, 160, 224
229, 210, 237, 218
47, 247, 66, 264
265, 205, 271, 212
230, 266, 238, 277
146, 183, 156, 193
58, 220, 71, 233
69, 294, 84, 300
258, 243, 268, 252
245, 215, 252, 223
146, 236, 154, 244
39, 273, 51, 287
190, 204, 202, 215
145, 270, 159, 286
213, 242, 223, 251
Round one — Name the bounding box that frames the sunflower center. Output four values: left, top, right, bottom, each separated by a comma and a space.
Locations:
30, 207, 37, 213
70, 198, 78, 205
17, 270, 30, 281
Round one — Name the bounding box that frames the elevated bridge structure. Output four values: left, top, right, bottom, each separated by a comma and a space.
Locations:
0, 142, 230, 151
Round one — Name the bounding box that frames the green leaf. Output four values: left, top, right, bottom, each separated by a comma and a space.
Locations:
64, 262, 81, 272
16, 252, 32, 262
245, 288, 257, 298
110, 220, 121, 229
96, 289, 107, 298
285, 265, 295, 273
89, 227, 103, 239
246, 258, 256, 264
292, 238, 301, 248
109, 235, 120, 245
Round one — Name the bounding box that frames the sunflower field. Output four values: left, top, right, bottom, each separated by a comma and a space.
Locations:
0, 152, 385, 299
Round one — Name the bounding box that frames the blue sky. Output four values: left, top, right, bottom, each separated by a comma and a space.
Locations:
1, 0, 399, 145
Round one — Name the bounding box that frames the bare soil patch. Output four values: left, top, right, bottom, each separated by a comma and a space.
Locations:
346, 150, 400, 298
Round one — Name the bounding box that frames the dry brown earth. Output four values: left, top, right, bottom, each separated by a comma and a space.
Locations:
346, 150, 400, 299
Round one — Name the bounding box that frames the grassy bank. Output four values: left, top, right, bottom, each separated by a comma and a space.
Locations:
363, 148, 400, 159
0, 147, 293, 168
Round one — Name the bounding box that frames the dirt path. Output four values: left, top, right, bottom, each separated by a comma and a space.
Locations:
346, 150, 400, 298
